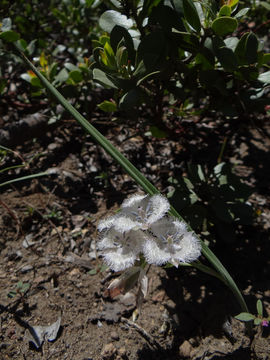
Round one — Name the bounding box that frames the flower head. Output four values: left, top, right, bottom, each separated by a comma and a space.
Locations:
97, 228, 144, 272
143, 217, 201, 267
97, 194, 201, 271
121, 194, 170, 230
262, 320, 269, 327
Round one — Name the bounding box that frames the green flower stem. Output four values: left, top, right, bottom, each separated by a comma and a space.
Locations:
181, 261, 225, 283
16, 47, 249, 315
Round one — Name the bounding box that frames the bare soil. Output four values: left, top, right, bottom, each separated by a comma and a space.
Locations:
1, 114, 270, 360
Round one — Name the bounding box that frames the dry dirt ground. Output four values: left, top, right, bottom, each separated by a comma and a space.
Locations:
0, 115, 270, 360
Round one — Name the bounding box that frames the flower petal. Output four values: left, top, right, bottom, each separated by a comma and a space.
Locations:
97, 228, 145, 271
98, 215, 117, 232
103, 250, 137, 271
174, 233, 201, 263
113, 216, 140, 233
143, 237, 170, 265
146, 217, 201, 266
121, 194, 147, 208
146, 195, 170, 224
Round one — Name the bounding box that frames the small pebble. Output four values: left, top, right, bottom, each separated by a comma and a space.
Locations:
20, 264, 33, 273
111, 331, 119, 341
179, 340, 193, 358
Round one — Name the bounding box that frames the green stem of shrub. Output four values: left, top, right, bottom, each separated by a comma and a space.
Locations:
16, 47, 249, 316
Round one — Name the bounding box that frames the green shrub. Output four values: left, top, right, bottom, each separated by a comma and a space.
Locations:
92, 0, 270, 124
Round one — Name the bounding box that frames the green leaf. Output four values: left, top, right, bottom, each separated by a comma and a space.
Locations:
197, 46, 215, 67
254, 318, 262, 325
30, 76, 43, 88
183, 177, 194, 190
136, 70, 161, 86
68, 70, 83, 83
149, 126, 168, 138
110, 25, 135, 62
140, 0, 163, 18
21, 282, 30, 293
256, 299, 263, 317
224, 37, 239, 51
226, 0, 239, 7
64, 63, 78, 71
97, 100, 117, 113
0, 172, 49, 188
0, 79, 7, 94
182, 0, 201, 32
260, 1, 270, 10
235, 312, 255, 321
218, 5, 231, 17
234, 32, 259, 65
54, 68, 69, 84
17, 281, 23, 288
133, 60, 146, 78
99, 35, 110, 46
261, 53, 270, 65
195, 53, 213, 70
187, 164, 205, 183
234, 7, 250, 19
172, 32, 200, 53
238, 66, 258, 81
0, 30, 20, 42
99, 10, 133, 33
7, 290, 17, 298
151, 4, 185, 32
211, 17, 238, 37
103, 41, 117, 69
216, 46, 238, 71
116, 46, 128, 68
245, 32, 258, 64
93, 68, 118, 89
258, 71, 270, 84
88, 269, 97, 275
137, 31, 166, 70
15, 38, 28, 52
234, 32, 250, 65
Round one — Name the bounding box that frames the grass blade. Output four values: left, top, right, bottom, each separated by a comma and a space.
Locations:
0, 172, 49, 188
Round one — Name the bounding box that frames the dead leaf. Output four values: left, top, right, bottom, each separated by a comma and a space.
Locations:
105, 266, 142, 299
25, 317, 61, 349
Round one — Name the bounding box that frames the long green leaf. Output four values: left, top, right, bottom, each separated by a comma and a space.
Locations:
16, 47, 249, 314
0, 172, 49, 188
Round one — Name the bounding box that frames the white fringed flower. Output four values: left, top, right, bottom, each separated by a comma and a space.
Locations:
121, 194, 170, 230
143, 217, 201, 267
97, 194, 201, 271
97, 228, 145, 271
